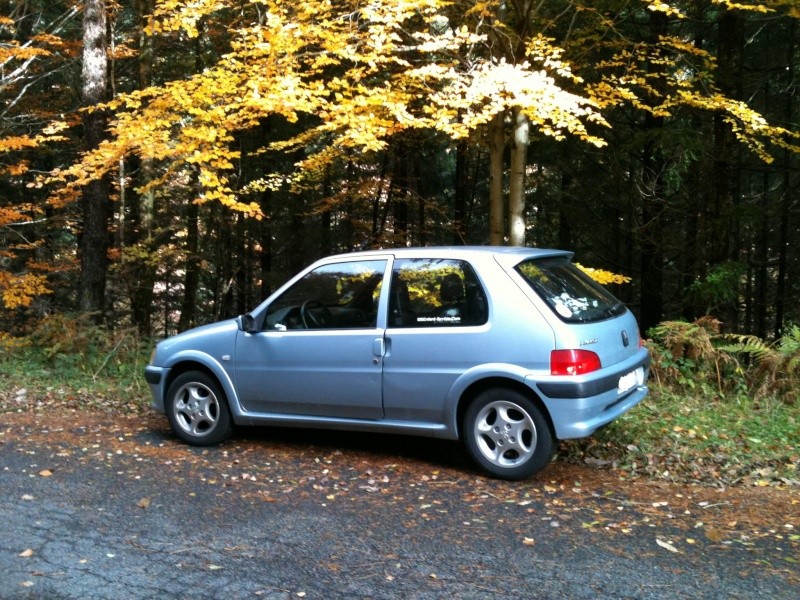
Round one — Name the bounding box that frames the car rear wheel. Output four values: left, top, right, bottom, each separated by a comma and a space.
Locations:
463, 388, 554, 480
166, 371, 233, 446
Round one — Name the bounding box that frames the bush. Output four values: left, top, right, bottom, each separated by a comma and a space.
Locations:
647, 317, 800, 403
0, 314, 151, 413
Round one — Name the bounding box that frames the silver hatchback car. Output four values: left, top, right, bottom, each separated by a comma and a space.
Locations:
145, 247, 649, 479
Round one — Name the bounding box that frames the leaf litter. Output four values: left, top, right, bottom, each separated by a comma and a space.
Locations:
1, 408, 798, 583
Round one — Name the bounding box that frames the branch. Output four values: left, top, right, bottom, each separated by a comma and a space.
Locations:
0, 6, 79, 92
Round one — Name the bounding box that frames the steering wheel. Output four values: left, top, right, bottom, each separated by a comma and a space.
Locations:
300, 299, 334, 329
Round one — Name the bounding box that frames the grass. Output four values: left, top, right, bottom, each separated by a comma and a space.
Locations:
562, 387, 799, 487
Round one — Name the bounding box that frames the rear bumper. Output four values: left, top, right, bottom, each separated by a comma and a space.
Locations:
528, 349, 650, 440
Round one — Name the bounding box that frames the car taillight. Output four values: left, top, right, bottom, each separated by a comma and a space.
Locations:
550, 349, 602, 376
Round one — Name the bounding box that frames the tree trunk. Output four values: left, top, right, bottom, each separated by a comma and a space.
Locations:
488, 112, 505, 245
178, 198, 200, 331
452, 141, 469, 244
78, 0, 111, 320
774, 19, 795, 338
711, 10, 744, 330
557, 171, 573, 249
638, 10, 668, 333
391, 141, 409, 246
129, 0, 157, 336
508, 108, 529, 246
177, 20, 208, 329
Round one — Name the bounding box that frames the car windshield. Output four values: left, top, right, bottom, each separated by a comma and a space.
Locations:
515, 256, 625, 323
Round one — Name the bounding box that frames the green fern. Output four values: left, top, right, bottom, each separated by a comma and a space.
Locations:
715, 333, 774, 363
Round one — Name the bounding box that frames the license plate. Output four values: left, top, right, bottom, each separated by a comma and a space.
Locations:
618, 368, 641, 394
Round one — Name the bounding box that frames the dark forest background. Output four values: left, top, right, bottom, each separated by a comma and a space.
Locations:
1, 0, 798, 340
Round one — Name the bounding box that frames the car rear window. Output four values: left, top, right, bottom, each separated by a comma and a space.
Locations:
515, 256, 625, 323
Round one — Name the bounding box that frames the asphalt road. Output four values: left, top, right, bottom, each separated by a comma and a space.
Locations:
1, 410, 798, 599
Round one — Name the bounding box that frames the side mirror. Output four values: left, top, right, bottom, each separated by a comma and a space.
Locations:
239, 314, 258, 334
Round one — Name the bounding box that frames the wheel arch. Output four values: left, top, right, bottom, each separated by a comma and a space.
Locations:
164, 360, 218, 394
161, 353, 243, 421
455, 377, 556, 442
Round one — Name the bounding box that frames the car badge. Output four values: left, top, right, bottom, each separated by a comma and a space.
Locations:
621, 330, 630, 347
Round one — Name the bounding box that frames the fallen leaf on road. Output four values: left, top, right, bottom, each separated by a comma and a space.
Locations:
656, 538, 681, 553
522, 537, 535, 546
705, 528, 724, 543
19, 549, 34, 557
38, 469, 53, 477
137, 498, 151, 509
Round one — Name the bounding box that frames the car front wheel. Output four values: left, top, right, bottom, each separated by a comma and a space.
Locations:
463, 388, 554, 480
165, 371, 233, 446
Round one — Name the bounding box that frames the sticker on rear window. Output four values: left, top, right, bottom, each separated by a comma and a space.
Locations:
554, 303, 573, 318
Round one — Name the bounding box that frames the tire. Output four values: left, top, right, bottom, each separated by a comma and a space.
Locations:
165, 371, 233, 446
463, 388, 554, 480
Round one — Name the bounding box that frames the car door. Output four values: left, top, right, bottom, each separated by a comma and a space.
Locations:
233, 258, 390, 419
381, 258, 491, 424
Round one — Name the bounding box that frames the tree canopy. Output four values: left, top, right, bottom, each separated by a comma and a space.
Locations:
1, 0, 798, 338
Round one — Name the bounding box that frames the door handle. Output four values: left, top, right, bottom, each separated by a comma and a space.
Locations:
373, 337, 385, 361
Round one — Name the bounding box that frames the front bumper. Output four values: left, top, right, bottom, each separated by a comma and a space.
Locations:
144, 365, 162, 385
144, 365, 168, 413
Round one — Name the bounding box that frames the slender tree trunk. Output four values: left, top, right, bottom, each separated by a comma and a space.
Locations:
178, 198, 200, 331
129, 0, 157, 335
638, 11, 667, 333
711, 10, 743, 329
488, 112, 505, 245
78, 0, 111, 320
774, 20, 795, 338
508, 108, 529, 246
321, 167, 332, 255
177, 21, 207, 328
412, 151, 426, 246
370, 153, 389, 245
452, 141, 469, 244
391, 141, 409, 246
682, 160, 702, 321
260, 189, 273, 297
137, 0, 155, 239
236, 213, 248, 315
557, 171, 573, 249
639, 156, 664, 333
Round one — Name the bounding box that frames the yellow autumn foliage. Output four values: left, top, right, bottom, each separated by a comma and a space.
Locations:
6, 0, 798, 226
34, 0, 617, 212
575, 264, 632, 286
0, 272, 51, 310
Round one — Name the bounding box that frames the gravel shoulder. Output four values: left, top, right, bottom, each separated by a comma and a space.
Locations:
1, 410, 798, 599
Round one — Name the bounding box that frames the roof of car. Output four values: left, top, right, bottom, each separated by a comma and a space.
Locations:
325, 246, 573, 261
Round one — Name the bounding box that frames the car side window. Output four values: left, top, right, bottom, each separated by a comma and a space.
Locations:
265, 260, 386, 330
388, 259, 488, 328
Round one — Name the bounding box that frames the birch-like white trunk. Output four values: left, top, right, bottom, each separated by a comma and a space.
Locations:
78, 0, 110, 318
508, 109, 529, 247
